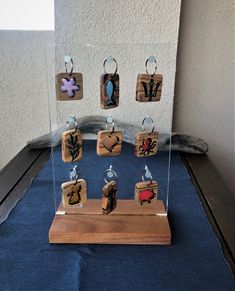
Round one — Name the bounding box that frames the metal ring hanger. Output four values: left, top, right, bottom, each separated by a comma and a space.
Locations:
103, 56, 118, 75
104, 165, 118, 184
64, 55, 74, 76
145, 56, 157, 75
105, 115, 115, 134
142, 115, 155, 134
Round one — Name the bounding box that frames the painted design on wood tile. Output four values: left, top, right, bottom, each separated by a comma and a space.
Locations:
102, 181, 117, 214
56, 72, 83, 101
102, 134, 119, 152
67, 184, 82, 205
106, 80, 115, 105
135, 181, 158, 205
97, 130, 122, 156
61, 179, 87, 208
139, 137, 157, 156
65, 133, 81, 161
141, 77, 162, 99
135, 132, 158, 157
100, 74, 119, 109
61, 77, 80, 97
136, 74, 163, 102
62, 129, 82, 162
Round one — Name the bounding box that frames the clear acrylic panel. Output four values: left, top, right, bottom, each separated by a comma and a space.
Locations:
46, 43, 175, 217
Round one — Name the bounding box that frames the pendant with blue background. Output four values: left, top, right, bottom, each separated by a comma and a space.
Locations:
100, 73, 119, 109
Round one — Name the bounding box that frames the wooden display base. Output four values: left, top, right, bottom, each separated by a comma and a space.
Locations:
49, 199, 171, 245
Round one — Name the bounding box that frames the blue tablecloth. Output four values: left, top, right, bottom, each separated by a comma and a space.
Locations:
0, 141, 234, 291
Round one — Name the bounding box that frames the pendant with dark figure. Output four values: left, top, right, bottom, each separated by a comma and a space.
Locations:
136, 74, 163, 102
141, 76, 162, 101
100, 73, 119, 109
135, 116, 158, 157
135, 132, 158, 157
67, 185, 81, 205
61, 129, 82, 162
102, 181, 117, 214
136, 56, 163, 102
61, 179, 87, 208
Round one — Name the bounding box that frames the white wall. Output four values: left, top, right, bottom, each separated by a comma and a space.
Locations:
54, 0, 182, 133
173, 0, 234, 192
0, 31, 54, 169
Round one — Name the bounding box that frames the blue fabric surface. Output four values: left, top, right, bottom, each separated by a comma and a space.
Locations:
0, 140, 234, 291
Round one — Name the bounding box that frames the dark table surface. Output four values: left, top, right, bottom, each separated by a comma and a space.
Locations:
0, 141, 234, 291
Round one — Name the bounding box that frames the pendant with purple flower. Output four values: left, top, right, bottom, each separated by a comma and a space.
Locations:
61, 77, 80, 98
56, 72, 83, 101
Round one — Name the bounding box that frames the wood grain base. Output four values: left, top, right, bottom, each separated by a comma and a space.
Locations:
49, 199, 171, 245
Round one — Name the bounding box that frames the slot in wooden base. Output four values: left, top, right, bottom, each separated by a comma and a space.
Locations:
49, 199, 171, 245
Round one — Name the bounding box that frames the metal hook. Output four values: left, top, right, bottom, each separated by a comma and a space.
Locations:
141, 165, 153, 185
104, 165, 118, 184
142, 115, 155, 134
70, 165, 79, 182
145, 56, 157, 76
103, 56, 118, 75
64, 56, 74, 76
66, 115, 77, 133
105, 115, 115, 134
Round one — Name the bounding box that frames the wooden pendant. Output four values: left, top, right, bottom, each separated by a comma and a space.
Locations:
100, 73, 119, 109
96, 130, 122, 156
61, 129, 82, 162
56, 72, 83, 101
61, 179, 87, 208
135, 131, 159, 157
102, 180, 117, 214
136, 74, 163, 102
134, 181, 158, 205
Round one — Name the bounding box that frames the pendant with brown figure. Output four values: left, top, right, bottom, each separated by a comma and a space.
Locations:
102, 181, 117, 214
61, 178, 87, 208
102, 165, 118, 214
135, 116, 158, 157
136, 56, 163, 102
97, 116, 122, 156
100, 57, 119, 109
56, 56, 83, 101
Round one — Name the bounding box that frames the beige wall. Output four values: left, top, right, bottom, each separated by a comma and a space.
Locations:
0, 31, 54, 169
54, 0, 181, 133
174, 0, 235, 192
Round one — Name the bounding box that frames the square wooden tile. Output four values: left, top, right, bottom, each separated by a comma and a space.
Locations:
61, 129, 82, 162
135, 181, 158, 205
135, 131, 159, 157
56, 72, 83, 101
100, 73, 119, 109
61, 179, 87, 208
96, 130, 122, 156
136, 74, 163, 102
102, 181, 117, 214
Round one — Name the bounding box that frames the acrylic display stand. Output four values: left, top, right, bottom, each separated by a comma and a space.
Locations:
47, 43, 175, 244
